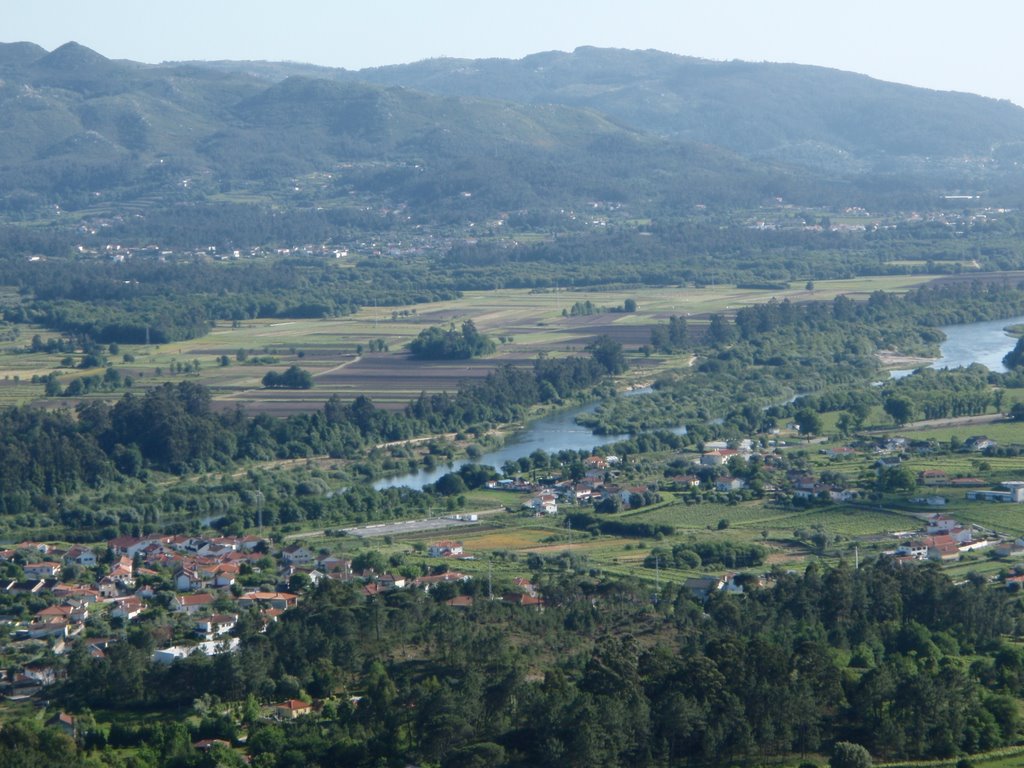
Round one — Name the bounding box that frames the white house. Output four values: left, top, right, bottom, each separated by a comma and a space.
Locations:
195, 614, 237, 638
428, 541, 464, 558
170, 593, 216, 614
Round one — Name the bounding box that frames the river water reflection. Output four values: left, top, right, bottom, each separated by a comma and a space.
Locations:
930, 315, 1024, 372
378, 315, 1024, 490
374, 390, 678, 490
890, 314, 1024, 378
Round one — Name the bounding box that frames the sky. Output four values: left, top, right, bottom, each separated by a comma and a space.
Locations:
6, 0, 1024, 106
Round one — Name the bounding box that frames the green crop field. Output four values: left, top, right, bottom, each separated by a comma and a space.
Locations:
0, 275, 937, 412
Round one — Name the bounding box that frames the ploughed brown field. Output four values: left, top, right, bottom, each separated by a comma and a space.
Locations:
200, 288, 679, 411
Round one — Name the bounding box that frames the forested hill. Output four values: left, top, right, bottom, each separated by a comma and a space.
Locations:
198, 46, 1024, 172
0, 41, 787, 217
2, 41, 1024, 223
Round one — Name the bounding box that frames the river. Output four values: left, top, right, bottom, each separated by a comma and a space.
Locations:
930, 315, 1024, 371
378, 315, 1023, 490
373, 400, 635, 490
890, 314, 1024, 378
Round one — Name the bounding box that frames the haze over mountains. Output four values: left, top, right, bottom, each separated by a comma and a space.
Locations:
2, 40, 1024, 220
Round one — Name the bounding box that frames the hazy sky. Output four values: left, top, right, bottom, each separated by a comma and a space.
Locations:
6, 1, 1024, 106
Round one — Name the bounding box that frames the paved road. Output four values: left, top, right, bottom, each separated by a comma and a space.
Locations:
342, 517, 481, 539
283, 507, 506, 541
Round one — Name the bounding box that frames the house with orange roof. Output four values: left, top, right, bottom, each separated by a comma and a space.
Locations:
170, 593, 216, 614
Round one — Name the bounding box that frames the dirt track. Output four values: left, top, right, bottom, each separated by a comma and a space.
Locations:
871, 412, 1007, 432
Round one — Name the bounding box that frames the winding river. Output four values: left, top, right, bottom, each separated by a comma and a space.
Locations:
376, 315, 1024, 490
891, 314, 1024, 378
373, 400, 637, 490
929, 315, 1024, 372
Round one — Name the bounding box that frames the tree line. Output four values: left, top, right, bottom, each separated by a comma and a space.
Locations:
0, 340, 626, 513
36, 558, 1024, 767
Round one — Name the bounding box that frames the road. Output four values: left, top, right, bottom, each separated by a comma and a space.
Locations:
283, 506, 507, 541
873, 412, 1007, 433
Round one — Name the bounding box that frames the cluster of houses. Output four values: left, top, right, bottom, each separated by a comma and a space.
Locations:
489, 454, 659, 514
0, 530, 566, 701
889, 513, 992, 564
915, 470, 1024, 506
0, 534, 306, 697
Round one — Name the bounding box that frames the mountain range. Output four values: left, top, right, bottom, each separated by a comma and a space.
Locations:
1, 41, 1023, 224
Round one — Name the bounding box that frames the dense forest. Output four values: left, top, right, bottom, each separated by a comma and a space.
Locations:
7, 558, 1020, 767
0, 341, 622, 517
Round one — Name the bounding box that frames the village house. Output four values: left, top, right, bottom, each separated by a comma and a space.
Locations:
996, 540, 1024, 558
195, 614, 237, 638
34, 605, 76, 624
948, 527, 974, 544
501, 592, 544, 609
910, 496, 948, 507
715, 477, 745, 493
377, 573, 407, 590
919, 470, 949, 486
47, 712, 77, 738
107, 535, 170, 559
20, 620, 72, 641
428, 541, 464, 558
414, 571, 471, 591
152, 638, 239, 664
963, 435, 997, 452
274, 699, 313, 720
317, 555, 353, 577
793, 483, 853, 502
52, 584, 100, 603
281, 545, 315, 565
23, 561, 61, 579
925, 534, 960, 562
894, 539, 930, 559
64, 546, 98, 567
175, 565, 205, 592
170, 593, 216, 615
618, 486, 651, 507
1006, 574, 1024, 590
683, 576, 725, 601
700, 449, 737, 467
236, 591, 299, 611
926, 514, 958, 534
111, 596, 146, 622
523, 493, 558, 514
6, 578, 52, 595
792, 475, 818, 492
205, 562, 241, 588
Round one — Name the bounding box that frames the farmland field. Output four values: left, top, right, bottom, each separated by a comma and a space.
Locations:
0, 275, 935, 411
